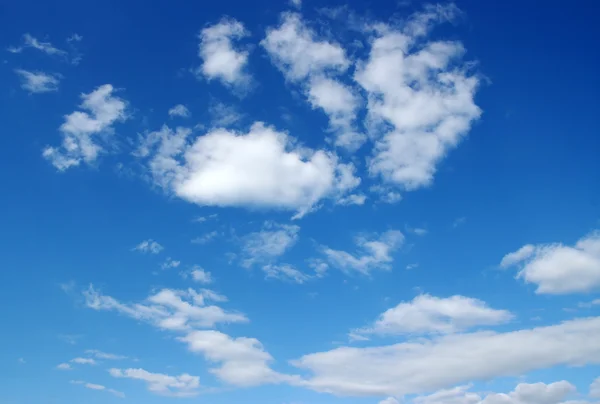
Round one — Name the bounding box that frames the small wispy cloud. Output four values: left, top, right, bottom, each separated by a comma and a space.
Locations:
133, 239, 164, 254
14, 69, 60, 93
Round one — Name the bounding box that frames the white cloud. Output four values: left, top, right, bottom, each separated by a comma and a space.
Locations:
43, 84, 128, 170
500, 231, 600, 294
289, 0, 301, 9
242, 222, 300, 267
179, 330, 292, 387
262, 13, 348, 81
67, 33, 83, 42
160, 257, 181, 269
56, 363, 72, 370
137, 123, 359, 217
14, 69, 60, 93
292, 316, 600, 397
189, 267, 213, 284
168, 104, 190, 118
19, 33, 67, 56
354, 294, 513, 337
380, 398, 400, 404
591, 377, 600, 398
132, 239, 164, 254
354, 6, 481, 190
191, 231, 219, 244
322, 230, 404, 275
336, 193, 367, 206
110, 368, 199, 397
83, 285, 247, 331
85, 350, 127, 360
71, 380, 125, 398
263, 263, 312, 284
197, 18, 250, 89
262, 13, 364, 150
193, 213, 218, 223
71, 357, 96, 365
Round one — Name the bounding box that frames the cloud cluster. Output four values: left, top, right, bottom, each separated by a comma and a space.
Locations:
197, 18, 250, 89
292, 316, 600, 396
354, 294, 513, 337
43, 84, 128, 170
501, 231, 600, 294
322, 230, 404, 274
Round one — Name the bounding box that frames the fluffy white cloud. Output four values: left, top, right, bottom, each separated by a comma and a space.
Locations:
322, 230, 404, 275
262, 13, 363, 150
14, 69, 60, 93
132, 239, 164, 254
263, 263, 311, 284
380, 398, 401, 404
70, 380, 125, 398
179, 330, 292, 387
500, 231, 600, 294
83, 285, 247, 331
354, 6, 481, 190
589, 377, 600, 398
138, 123, 359, 217
109, 368, 199, 397
198, 19, 250, 89
292, 316, 600, 396
43, 84, 128, 170
168, 104, 190, 118
242, 222, 299, 267
189, 267, 213, 284
354, 294, 513, 337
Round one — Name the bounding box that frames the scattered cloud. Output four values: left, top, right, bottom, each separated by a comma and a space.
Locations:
18, 358, 26, 364
110, 368, 199, 397
289, 0, 302, 9
188, 267, 213, 284
193, 214, 218, 223
43, 84, 128, 170
242, 222, 300, 267
197, 18, 251, 90
179, 330, 293, 387
322, 230, 404, 275
453, 217, 467, 228
263, 263, 312, 284
500, 231, 600, 294
161, 257, 181, 270
209, 101, 244, 127
70, 380, 125, 398
380, 398, 400, 404
132, 239, 164, 254
71, 357, 96, 365
168, 104, 190, 118
353, 294, 513, 338
591, 377, 600, 398
56, 363, 72, 370
58, 334, 82, 345
14, 69, 60, 93
262, 13, 364, 150
410, 380, 577, 404
67, 33, 83, 42
16, 33, 67, 56
85, 350, 127, 360
292, 316, 600, 396
83, 285, 247, 331
191, 231, 219, 245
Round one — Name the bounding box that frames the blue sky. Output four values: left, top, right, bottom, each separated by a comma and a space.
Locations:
1, 0, 599, 403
